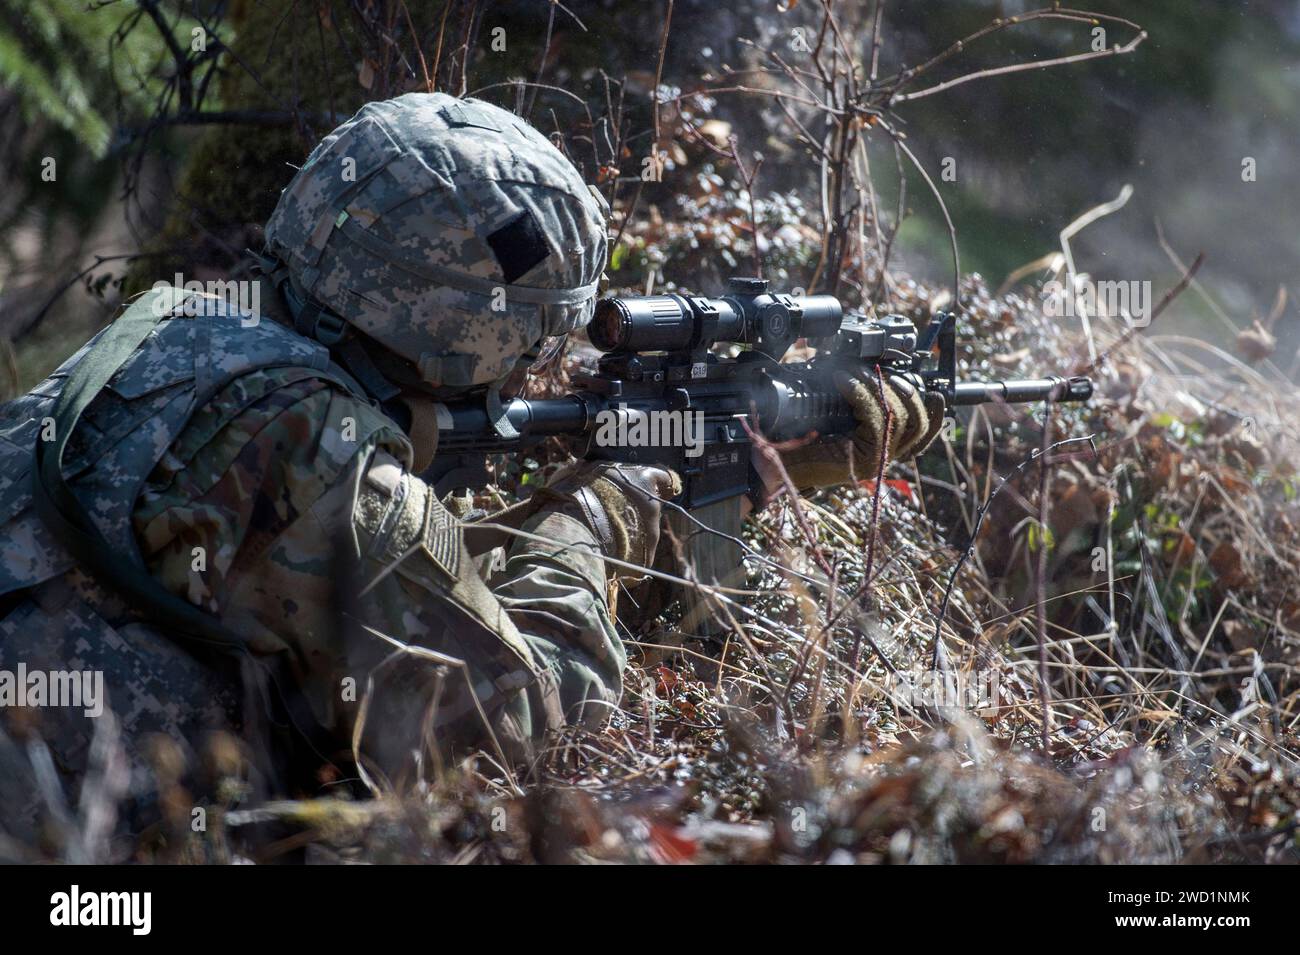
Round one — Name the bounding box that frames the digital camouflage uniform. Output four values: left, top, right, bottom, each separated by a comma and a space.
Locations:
0, 94, 629, 857
0, 93, 936, 861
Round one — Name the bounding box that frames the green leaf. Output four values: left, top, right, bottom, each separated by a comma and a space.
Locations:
1027, 521, 1055, 553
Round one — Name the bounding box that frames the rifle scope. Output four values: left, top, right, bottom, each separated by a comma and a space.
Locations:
590, 276, 842, 355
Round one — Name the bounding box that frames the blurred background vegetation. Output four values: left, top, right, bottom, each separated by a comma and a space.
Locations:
1, 0, 1296, 391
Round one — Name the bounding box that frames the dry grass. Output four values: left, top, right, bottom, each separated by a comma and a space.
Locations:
203, 268, 1300, 865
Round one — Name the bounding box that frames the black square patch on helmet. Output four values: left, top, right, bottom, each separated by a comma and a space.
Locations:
439, 102, 501, 131
486, 209, 551, 283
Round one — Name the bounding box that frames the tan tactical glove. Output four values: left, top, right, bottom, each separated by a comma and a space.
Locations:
778, 370, 946, 493
537, 462, 682, 578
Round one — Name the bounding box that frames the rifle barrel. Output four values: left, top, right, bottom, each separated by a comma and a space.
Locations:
949, 375, 1092, 406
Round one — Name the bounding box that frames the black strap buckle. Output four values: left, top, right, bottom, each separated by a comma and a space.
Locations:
312, 310, 348, 346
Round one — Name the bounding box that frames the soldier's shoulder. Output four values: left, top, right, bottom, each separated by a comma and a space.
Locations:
189, 362, 410, 471
144, 364, 412, 541
132, 284, 412, 471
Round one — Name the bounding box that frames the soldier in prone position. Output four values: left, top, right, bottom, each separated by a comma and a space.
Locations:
0, 94, 940, 856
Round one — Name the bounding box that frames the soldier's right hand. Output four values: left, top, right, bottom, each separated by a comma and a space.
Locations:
538, 462, 681, 579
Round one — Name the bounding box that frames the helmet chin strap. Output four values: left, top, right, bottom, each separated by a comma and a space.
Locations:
252, 251, 401, 404
393, 394, 441, 472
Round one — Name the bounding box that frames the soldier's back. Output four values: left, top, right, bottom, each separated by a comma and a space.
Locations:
0, 287, 399, 860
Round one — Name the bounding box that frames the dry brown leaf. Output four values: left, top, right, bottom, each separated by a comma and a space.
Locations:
1236, 319, 1276, 362
1209, 540, 1250, 588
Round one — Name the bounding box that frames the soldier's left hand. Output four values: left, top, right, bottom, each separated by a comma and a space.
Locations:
765, 368, 946, 496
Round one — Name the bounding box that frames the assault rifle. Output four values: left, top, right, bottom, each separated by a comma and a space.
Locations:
429, 276, 1091, 509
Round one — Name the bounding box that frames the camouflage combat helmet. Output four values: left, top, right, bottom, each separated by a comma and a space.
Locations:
263, 92, 608, 390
